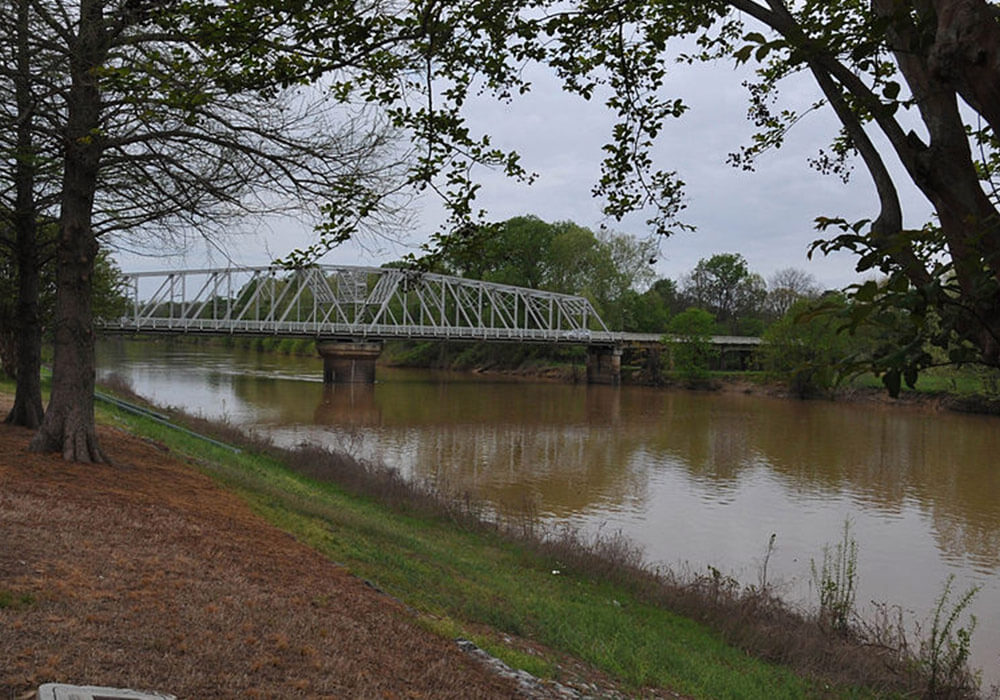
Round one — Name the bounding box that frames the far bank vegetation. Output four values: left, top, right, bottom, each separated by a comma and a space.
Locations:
91, 213, 1000, 406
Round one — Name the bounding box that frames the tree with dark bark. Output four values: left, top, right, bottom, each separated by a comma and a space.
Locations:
1, 232, 127, 382
1, 0, 408, 460
716, 0, 1000, 391
9, 0, 1000, 458
0, 0, 62, 429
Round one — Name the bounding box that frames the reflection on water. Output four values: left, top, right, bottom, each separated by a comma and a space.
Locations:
316, 385, 382, 426
98, 338, 1000, 683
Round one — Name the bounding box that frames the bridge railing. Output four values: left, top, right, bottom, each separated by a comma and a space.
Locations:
100, 265, 616, 344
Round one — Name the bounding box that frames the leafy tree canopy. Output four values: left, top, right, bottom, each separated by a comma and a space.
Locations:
681, 253, 767, 325
666, 307, 720, 380
0, 232, 126, 379
173, 0, 1000, 383
0, 0, 409, 453
761, 294, 861, 397
429, 215, 656, 326
6, 0, 1000, 461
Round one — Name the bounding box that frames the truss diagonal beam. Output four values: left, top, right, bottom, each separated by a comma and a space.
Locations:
98, 265, 616, 344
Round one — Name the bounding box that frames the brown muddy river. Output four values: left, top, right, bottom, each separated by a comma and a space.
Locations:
98, 338, 1000, 686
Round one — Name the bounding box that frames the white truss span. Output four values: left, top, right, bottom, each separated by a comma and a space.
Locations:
99, 265, 616, 344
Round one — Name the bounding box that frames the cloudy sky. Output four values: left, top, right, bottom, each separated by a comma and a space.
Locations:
112, 49, 935, 292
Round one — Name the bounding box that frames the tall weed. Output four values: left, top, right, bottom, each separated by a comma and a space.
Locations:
811, 519, 858, 633
920, 574, 980, 697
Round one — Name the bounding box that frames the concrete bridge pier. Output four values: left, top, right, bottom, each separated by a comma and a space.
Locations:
317, 341, 383, 384
586, 345, 622, 385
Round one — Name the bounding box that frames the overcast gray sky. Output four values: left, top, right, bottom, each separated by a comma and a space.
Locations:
112, 52, 935, 292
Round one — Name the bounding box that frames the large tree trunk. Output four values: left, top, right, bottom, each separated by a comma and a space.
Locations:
5, 0, 44, 429
929, 0, 1000, 139
28, 0, 106, 461
5, 235, 44, 429
865, 0, 1000, 367
27, 228, 103, 461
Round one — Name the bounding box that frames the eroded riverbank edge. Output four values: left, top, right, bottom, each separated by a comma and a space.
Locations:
426, 351, 1000, 416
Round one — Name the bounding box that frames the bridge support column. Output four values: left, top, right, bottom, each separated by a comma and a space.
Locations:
586, 345, 622, 385
317, 341, 383, 384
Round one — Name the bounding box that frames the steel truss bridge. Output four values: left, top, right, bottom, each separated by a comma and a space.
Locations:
99, 265, 617, 344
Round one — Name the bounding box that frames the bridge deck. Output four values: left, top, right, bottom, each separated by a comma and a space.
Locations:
619, 333, 762, 348
98, 265, 761, 348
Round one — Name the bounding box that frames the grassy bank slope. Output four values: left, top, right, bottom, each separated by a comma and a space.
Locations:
82, 390, 903, 699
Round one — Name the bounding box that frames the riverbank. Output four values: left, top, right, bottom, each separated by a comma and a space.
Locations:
420, 360, 1000, 415
378, 339, 1000, 415
5, 396, 683, 697
1, 382, 983, 698
124, 335, 1000, 415
0, 396, 533, 698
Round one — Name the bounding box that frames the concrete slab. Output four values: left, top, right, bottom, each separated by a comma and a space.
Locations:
38, 684, 176, 700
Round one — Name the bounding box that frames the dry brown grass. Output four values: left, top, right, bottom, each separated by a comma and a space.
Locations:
0, 412, 527, 699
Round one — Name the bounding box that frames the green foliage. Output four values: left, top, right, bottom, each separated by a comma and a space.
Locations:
920, 576, 981, 697
651, 277, 685, 313
760, 286, 1000, 400
810, 519, 858, 634
382, 341, 444, 368
293, 338, 317, 356
0, 222, 126, 377
16, 0, 1000, 405
811, 223, 974, 396
681, 253, 767, 334
424, 215, 656, 329
0, 590, 36, 610
90, 250, 130, 322
384, 340, 585, 373
621, 289, 668, 333
761, 295, 861, 397
666, 307, 719, 381
275, 338, 298, 355
176, 0, 719, 242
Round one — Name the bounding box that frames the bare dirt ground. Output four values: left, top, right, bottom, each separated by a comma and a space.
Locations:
0, 403, 538, 699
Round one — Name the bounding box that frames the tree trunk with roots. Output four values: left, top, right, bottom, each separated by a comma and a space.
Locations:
27, 227, 103, 461
5, 0, 44, 429
28, 0, 106, 461
5, 236, 44, 429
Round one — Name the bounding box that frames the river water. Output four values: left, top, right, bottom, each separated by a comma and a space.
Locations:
97, 338, 1000, 686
